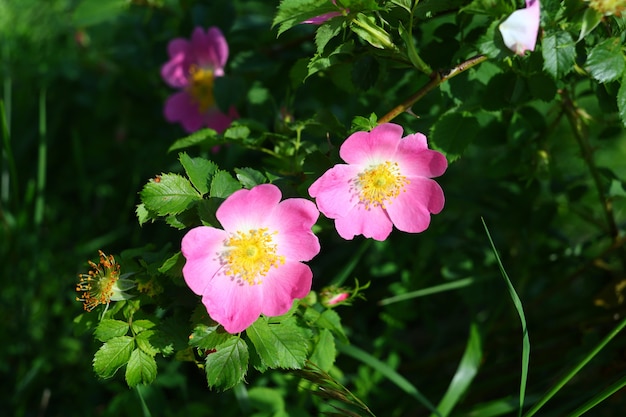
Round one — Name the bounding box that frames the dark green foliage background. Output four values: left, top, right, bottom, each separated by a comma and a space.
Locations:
1, 0, 626, 416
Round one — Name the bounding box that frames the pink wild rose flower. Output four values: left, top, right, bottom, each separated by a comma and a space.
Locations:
499, 0, 541, 55
309, 123, 447, 241
181, 184, 320, 333
161, 27, 237, 133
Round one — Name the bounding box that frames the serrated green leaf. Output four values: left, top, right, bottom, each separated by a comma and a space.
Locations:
586, 38, 625, 84
136, 203, 154, 226
315, 19, 343, 54
579, 7, 603, 41
168, 128, 219, 153
93, 336, 135, 379
158, 251, 184, 278
542, 31, 576, 79
205, 337, 249, 391
273, 0, 338, 36
190, 324, 233, 350
234, 167, 267, 189
430, 112, 479, 162
210, 170, 242, 198
224, 125, 251, 141
317, 309, 348, 343
125, 348, 157, 387
246, 317, 310, 369
310, 329, 336, 372
135, 330, 159, 356
179, 153, 218, 195
131, 319, 156, 334
140, 173, 202, 216
618, 73, 626, 127
94, 319, 129, 342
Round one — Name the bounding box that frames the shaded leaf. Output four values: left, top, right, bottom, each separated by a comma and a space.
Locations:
93, 336, 135, 379
247, 317, 310, 369
125, 348, 157, 387
179, 152, 218, 195
205, 337, 249, 391
94, 319, 129, 342
140, 173, 202, 216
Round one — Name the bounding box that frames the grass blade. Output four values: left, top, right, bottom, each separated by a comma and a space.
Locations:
568, 373, 626, 417
331, 239, 371, 286
523, 314, 626, 417
482, 218, 530, 417
379, 277, 475, 306
34, 87, 47, 227
430, 321, 482, 417
1, 99, 18, 207
337, 341, 441, 417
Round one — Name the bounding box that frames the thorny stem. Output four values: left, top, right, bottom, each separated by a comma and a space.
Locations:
378, 54, 488, 124
559, 89, 626, 270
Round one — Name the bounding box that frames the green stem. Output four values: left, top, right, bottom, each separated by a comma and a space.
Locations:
559, 89, 626, 269
378, 54, 488, 124
522, 314, 626, 417
34, 87, 47, 228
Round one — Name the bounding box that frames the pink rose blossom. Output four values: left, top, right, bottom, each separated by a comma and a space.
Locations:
181, 184, 320, 333
308, 123, 447, 241
499, 0, 541, 56
161, 27, 236, 133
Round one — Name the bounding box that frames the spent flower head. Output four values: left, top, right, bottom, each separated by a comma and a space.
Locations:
161, 26, 237, 133
181, 184, 321, 333
76, 250, 135, 312
309, 123, 447, 241
499, 0, 541, 56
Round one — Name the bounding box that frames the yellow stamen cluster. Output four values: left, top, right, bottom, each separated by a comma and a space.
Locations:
222, 228, 285, 285
76, 250, 121, 311
187, 65, 216, 112
587, 0, 625, 16
355, 161, 409, 209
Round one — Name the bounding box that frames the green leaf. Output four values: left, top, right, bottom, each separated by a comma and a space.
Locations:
168, 128, 219, 153
310, 329, 336, 372
568, 373, 626, 417
135, 330, 160, 356
72, 0, 127, 27
578, 7, 603, 41
316, 309, 348, 343
93, 336, 135, 379
430, 322, 483, 417
315, 19, 343, 54
140, 173, 202, 216
94, 319, 129, 342
542, 31, 576, 79
209, 170, 242, 198
205, 337, 249, 391
430, 112, 479, 162
190, 324, 233, 350
131, 319, 156, 334
350, 13, 396, 50
223, 125, 251, 141
460, 0, 514, 16
179, 152, 218, 195
234, 167, 267, 189
246, 317, 310, 369
586, 38, 625, 84
618, 73, 626, 127
125, 348, 158, 387
158, 251, 185, 278
136, 203, 153, 226
248, 387, 286, 413
273, 0, 338, 36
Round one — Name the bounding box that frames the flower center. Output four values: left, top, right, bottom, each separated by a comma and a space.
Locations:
222, 228, 285, 285
76, 251, 120, 311
354, 161, 409, 209
187, 65, 216, 112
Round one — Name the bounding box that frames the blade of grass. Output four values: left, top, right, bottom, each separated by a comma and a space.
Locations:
337, 341, 441, 417
482, 218, 530, 417
430, 322, 482, 417
233, 382, 251, 414
34, 87, 47, 227
379, 277, 475, 306
522, 313, 626, 417
1, 99, 18, 208
568, 372, 626, 417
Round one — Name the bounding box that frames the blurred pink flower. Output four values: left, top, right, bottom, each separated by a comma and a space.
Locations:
309, 123, 447, 241
303, 0, 347, 24
499, 0, 541, 56
161, 27, 236, 133
181, 184, 320, 333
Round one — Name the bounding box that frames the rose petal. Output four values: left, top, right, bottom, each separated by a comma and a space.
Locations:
334, 204, 393, 241
260, 261, 313, 316
181, 226, 228, 295
269, 198, 321, 261
396, 133, 448, 178
191, 27, 228, 74
308, 164, 361, 218
386, 177, 445, 233
499, 0, 540, 55
216, 184, 281, 232
340, 123, 403, 165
